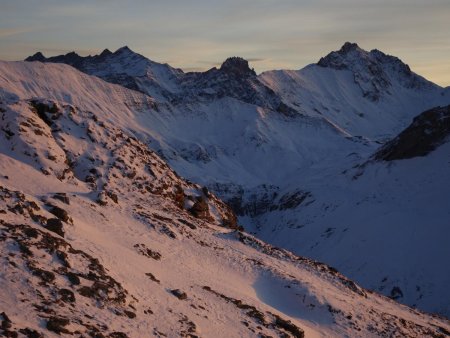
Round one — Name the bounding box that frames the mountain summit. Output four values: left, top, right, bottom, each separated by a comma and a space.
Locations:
317, 42, 365, 69
25, 51, 46, 62
316, 42, 436, 100
24, 46, 141, 65
220, 57, 256, 77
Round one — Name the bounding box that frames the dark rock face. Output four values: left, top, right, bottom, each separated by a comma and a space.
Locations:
52, 193, 70, 205
29, 100, 60, 127
133, 243, 161, 260
31, 267, 55, 283
278, 190, 312, 210
99, 48, 112, 57
25, 52, 45, 62
106, 191, 118, 204
46, 317, 70, 334
317, 42, 363, 70
58, 289, 75, 303
65, 272, 80, 285
123, 310, 136, 319
189, 196, 211, 219
340, 42, 360, 54
19, 328, 43, 338
46, 218, 64, 237
173, 185, 185, 209
220, 57, 256, 77
25, 49, 111, 69
1, 312, 12, 330
390, 286, 404, 300
170, 289, 187, 300
274, 315, 305, 338
48, 205, 70, 223
212, 183, 312, 218
145, 272, 160, 283
374, 105, 450, 161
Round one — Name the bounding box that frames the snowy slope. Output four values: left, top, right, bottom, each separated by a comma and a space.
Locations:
17, 41, 450, 319
26, 47, 184, 101
246, 134, 450, 317
236, 107, 450, 317
3, 61, 450, 337
22, 44, 450, 316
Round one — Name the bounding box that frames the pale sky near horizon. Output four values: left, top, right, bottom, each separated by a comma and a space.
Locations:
1, 0, 449, 86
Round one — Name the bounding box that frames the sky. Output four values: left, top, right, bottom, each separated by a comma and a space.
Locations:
1, 0, 449, 86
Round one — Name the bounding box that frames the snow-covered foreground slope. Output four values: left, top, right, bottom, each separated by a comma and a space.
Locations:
1, 61, 450, 337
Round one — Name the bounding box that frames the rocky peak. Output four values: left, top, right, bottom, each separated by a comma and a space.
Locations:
114, 46, 134, 55
370, 49, 413, 76
25, 52, 46, 62
65, 51, 79, 57
99, 49, 112, 58
220, 57, 256, 77
317, 42, 367, 70
110, 46, 146, 63
317, 42, 415, 78
57, 51, 84, 66
340, 42, 363, 54
316, 42, 434, 100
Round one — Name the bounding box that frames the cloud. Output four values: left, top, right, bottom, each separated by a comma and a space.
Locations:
39, 48, 98, 56
0, 28, 33, 38
0, 0, 449, 85
181, 67, 208, 72
247, 58, 266, 63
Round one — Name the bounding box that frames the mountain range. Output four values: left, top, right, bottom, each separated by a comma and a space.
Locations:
0, 42, 449, 337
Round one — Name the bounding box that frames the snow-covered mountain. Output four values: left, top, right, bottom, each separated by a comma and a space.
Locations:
13, 42, 450, 322
26, 49, 295, 115
26, 46, 184, 101
4, 60, 450, 337
29, 43, 449, 139
260, 42, 449, 139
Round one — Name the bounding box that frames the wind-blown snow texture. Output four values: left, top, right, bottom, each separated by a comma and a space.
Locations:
0, 42, 448, 336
